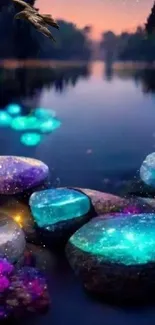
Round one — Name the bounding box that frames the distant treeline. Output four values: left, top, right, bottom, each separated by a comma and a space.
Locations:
0, 0, 92, 60
100, 27, 155, 63
100, 1, 155, 63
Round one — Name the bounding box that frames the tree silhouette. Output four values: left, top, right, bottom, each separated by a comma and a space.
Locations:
145, 1, 155, 35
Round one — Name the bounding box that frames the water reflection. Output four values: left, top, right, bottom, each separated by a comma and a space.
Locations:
0, 63, 91, 107
104, 62, 155, 95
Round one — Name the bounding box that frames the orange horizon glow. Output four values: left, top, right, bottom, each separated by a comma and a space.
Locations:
37, 0, 154, 39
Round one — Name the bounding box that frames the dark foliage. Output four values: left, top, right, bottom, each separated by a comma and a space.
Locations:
100, 27, 155, 63
0, 0, 92, 60
145, 1, 155, 35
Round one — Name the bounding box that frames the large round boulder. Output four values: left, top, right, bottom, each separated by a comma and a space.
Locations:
66, 213, 155, 302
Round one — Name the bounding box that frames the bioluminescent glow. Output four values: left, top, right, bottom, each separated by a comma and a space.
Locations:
29, 188, 90, 228
0, 105, 61, 146
40, 118, 61, 133
0, 112, 12, 126
6, 104, 21, 116
11, 116, 40, 131
20, 133, 42, 146
34, 107, 56, 119
70, 213, 155, 265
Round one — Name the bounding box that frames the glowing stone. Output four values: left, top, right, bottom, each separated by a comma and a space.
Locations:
0, 112, 12, 126
66, 213, 155, 301
0, 213, 25, 263
34, 107, 56, 119
0, 198, 36, 242
40, 118, 61, 133
6, 104, 21, 116
20, 133, 41, 146
140, 152, 155, 187
29, 188, 91, 239
11, 116, 40, 131
0, 156, 49, 194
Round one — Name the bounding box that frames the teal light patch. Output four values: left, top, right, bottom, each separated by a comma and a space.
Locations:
70, 214, 155, 265
0, 112, 12, 126
20, 133, 41, 146
29, 188, 90, 228
33, 108, 56, 120
140, 152, 155, 187
40, 118, 61, 133
6, 104, 21, 115
11, 116, 40, 131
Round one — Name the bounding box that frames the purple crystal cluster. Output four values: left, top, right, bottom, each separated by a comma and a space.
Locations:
0, 258, 50, 319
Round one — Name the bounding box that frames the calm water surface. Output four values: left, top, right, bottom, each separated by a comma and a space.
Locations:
1, 61, 155, 194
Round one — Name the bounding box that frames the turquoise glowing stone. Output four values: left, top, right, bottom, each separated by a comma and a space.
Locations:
140, 152, 155, 187
40, 118, 61, 133
20, 133, 41, 146
0, 112, 12, 126
33, 108, 56, 120
67, 213, 155, 301
69, 213, 155, 265
29, 188, 91, 229
6, 104, 21, 115
11, 116, 40, 131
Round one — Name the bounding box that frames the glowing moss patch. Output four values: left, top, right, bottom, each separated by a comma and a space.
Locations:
11, 116, 40, 131
29, 188, 90, 229
40, 118, 61, 133
70, 213, 155, 265
34, 107, 56, 119
20, 133, 41, 146
140, 152, 155, 187
0, 112, 12, 126
6, 104, 21, 116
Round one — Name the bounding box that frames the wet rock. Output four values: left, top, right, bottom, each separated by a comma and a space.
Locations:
140, 152, 155, 188
29, 188, 91, 246
66, 213, 155, 303
71, 187, 155, 214
0, 156, 49, 195
0, 213, 26, 263
0, 197, 37, 243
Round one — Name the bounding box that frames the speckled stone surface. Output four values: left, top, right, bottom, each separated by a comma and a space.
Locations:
66, 213, 155, 302
140, 152, 155, 188
0, 198, 37, 243
0, 156, 49, 195
71, 188, 155, 215
0, 213, 26, 263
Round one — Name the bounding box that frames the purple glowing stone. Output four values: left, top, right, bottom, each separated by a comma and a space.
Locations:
0, 258, 14, 275
0, 156, 49, 194
0, 275, 10, 292
0, 306, 10, 319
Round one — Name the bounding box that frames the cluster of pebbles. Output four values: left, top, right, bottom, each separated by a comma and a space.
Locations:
0, 153, 155, 314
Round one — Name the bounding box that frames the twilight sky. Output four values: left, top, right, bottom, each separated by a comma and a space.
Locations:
37, 0, 154, 39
